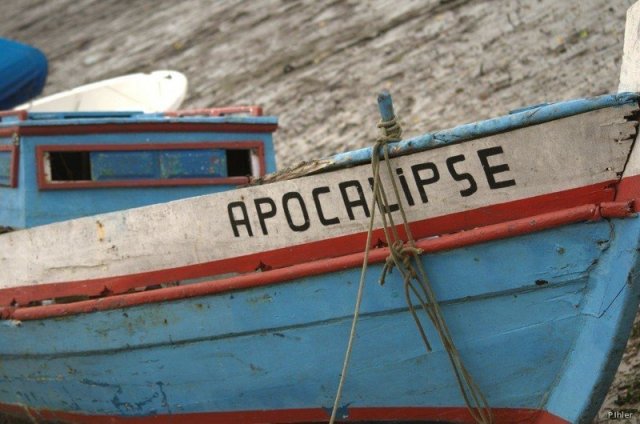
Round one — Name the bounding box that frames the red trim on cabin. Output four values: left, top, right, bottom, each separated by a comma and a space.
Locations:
35, 141, 266, 190
0, 403, 570, 424
4, 202, 632, 320
15, 122, 278, 136
0, 143, 18, 188
0, 110, 27, 121
0, 126, 20, 138
38, 176, 252, 190
165, 105, 263, 117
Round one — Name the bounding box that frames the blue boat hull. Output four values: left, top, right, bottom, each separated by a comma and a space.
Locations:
1, 215, 638, 423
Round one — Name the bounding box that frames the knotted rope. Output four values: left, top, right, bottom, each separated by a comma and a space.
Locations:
329, 114, 493, 424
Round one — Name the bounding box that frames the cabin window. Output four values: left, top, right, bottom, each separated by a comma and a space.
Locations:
49, 151, 91, 181
226, 149, 252, 177
37, 142, 265, 189
0, 145, 17, 188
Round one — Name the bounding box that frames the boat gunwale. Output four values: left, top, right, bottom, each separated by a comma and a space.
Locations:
254, 93, 640, 184
0, 200, 634, 321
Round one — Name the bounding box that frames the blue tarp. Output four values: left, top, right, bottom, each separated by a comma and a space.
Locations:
0, 38, 47, 109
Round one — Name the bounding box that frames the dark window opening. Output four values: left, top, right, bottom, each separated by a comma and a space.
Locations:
227, 149, 252, 177
50, 152, 91, 181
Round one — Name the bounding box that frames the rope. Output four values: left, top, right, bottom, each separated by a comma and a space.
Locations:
329, 115, 493, 424
328, 136, 385, 424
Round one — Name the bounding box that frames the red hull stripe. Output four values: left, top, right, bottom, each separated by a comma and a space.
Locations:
0, 178, 617, 301
0, 403, 570, 423
0, 178, 624, 308
6, 201, 634, 321
3, 171, 639, 318
616, 172, 640, 205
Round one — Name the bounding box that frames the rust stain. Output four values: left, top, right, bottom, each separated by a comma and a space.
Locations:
96, 220, 105, 242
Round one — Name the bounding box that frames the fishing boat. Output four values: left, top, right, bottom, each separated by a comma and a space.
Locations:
14, 70, 188, 113
2, 4, 640, 424
0, 38, 47, 109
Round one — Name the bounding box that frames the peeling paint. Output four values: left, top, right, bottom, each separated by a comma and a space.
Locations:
96, 220, 105, 242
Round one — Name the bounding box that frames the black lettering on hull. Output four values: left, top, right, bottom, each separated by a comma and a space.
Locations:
367, 177, 399, 212
226, 144, 518, 238
228, 201, 253, 237
339, 180, 370, 220
446, 155, 478, 197
282, 192, 311, 232
477, 146, 516, 189
411, 162, 440, 203
254, 197, 277, 235
312, 187, 340, 226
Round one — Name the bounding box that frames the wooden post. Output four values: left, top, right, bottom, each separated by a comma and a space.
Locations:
619, 1, 640, 92
377, 90, 396, 122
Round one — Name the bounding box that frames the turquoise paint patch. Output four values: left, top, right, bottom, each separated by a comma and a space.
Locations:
159, 149, 227, 179
90, 149, 228, 181
91, 151, 156, 180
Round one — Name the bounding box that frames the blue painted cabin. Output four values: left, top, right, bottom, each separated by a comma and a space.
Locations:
0, 109, 277, 228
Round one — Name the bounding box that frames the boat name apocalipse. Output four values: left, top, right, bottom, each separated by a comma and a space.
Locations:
228, 145, 515, 237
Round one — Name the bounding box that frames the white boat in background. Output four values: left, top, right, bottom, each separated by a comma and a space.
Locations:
14, 70, 187, 113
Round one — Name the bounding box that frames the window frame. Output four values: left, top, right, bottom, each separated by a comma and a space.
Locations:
36, 141, 265, 190
0, 144, 18, 188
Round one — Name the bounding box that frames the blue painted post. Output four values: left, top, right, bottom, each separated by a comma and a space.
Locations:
377, 91, 395, 122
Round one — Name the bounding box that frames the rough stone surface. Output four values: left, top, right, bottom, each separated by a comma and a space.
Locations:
1, 0, 639, 422
2, 0, 635, 167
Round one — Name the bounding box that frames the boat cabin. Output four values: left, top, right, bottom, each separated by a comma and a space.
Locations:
0, 107, 277, 229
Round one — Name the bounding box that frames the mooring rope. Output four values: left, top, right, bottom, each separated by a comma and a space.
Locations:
329, 114, 493, 424
327, 120, 392, 424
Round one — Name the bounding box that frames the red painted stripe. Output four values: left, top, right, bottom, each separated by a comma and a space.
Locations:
0, 110, 27, 121
38, 176, 252, 190
0, 180, 619, 310
599, 200, 636, 218
0, 126, 21, 138
0, 404, 570, 424
11, 122, 278, 136
616, 173, 640, 208
4, 203, 619, 321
